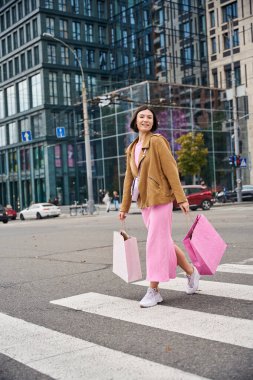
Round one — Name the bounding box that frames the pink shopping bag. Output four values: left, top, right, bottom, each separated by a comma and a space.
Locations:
113, 231, 142, 283
183, 214, 227, 275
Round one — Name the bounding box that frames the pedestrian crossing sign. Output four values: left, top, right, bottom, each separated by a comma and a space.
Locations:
240, 158, 247, 168
56, 127, 65, 138
21, 131, 32, 142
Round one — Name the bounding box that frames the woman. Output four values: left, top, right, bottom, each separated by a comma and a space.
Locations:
103, 191, 111, 213
119, 105, 200, 308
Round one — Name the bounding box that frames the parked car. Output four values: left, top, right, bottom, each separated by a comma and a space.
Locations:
173, 185, 215, 211
0, 205, 8, 223
224, 185, 253, 202
5, 205, 17, 220
20, 203, 61, 220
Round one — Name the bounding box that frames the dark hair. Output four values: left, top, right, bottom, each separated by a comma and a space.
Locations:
130, 105, 158, 133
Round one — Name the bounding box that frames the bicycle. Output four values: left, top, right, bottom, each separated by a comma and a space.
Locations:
81, 201, 100, 215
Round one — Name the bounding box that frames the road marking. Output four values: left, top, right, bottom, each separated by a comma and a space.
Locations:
134, 278, 253, 301
217, 264, 253, 275
51, 293, 253, 349
0, 312, 208, 380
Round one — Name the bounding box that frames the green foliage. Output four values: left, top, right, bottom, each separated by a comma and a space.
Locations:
175, 132, 208, 177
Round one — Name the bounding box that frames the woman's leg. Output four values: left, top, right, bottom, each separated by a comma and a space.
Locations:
175, 244, 193, 275
150, 281, 159, 289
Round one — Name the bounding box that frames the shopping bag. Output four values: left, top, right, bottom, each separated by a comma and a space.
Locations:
183, 214, 227, 275
113, 231, 142, 283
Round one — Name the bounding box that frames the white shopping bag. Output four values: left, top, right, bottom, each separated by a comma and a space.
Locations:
113, 231, 142, 283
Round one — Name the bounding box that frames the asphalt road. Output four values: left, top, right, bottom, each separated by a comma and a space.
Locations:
0, 204, 252, 380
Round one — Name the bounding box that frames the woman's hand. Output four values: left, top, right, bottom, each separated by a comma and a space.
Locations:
119, 211, 126, 221
179, 201, 189, 215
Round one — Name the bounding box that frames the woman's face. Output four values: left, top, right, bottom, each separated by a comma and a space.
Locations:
136, 109, 154, 133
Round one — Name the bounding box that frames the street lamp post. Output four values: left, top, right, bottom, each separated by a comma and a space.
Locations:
43, 33, 94, 213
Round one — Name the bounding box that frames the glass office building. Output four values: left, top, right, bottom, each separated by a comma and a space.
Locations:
88, 81, 230, 201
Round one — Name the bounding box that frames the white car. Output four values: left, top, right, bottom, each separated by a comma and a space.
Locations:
20, 203, 61, 220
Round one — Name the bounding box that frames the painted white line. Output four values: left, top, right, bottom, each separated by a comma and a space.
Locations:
134, 278, 253, 301
0, 312, 208, 380
51, 293, 253, 349
217, 264, 253, 274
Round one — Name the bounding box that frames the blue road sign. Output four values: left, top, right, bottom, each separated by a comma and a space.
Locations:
56, 127, 65, 138
21, 131, 32, 142
240, 158, 247, 168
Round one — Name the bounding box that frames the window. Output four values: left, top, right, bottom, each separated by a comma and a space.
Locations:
86, 49, 95, 67
13, 31, 18, 49
31, 73, 42, 107
18, 80, 29, 112
0, 14, 4, 33
223, 29, 239, 49
58, 0, 66, 11
31, 0, 37, 11
210, 11, 215, 28
145, 34, 151, 51
45, 0, 53, 9
98, 25, 106, 44
74, 48, 82, 67
32, 114, 43, 138
84, 0, 92, 16
60, 19, 68, 38
199, 15, 206, 33
235, 65, 241, 86
71, 0, 79, 14
225, 67, 232, 88
110, 53, 115, 69
34, 46, 39, 65
182, 46, 193, 64
8, 61, 13, 78
122, 30, 128, 48
62, 73, 71, 105
7, 35, 12, 53
182, 22, 190, 38
26, 23, 31, 41
6, 10, 10, 28
18, 2, 23, 20
3, 63, 7, 81
121, 5, 126, 23
9, 122, 18, 144
211, 37, 216, 54
27, 50, 32, 68
33, 19, 38, 38
200, 41, 207, 58
182, 0, 190, 12
61, 46, 69, 65
0, 126, 6, 146
7, 86, 16, 116
87, 75, 96, 97
99, 51, 107, 70
98, 1, 105, 18
233, 29, 239, 46
21, 53, 26, 71
1, 39, 6, 56
46, 17, 55, 35
0, 91, 4, 119
15, 57, 19, 74
72, 21, 81, 40
49, 72, 58, 104
24, 1, 30, 15
48, 44, 56, 64
111, 28, 115, 46
212, 70, 218, 87
75, 74, 82, 99
19, 27, 24, 45
222, 1, 238, 23
85, 23, 93, 42
12, 6, 17, 23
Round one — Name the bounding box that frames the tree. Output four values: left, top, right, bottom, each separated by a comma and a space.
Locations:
175, 132, 208, 183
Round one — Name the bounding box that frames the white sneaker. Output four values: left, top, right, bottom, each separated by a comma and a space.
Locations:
186, 267, 200, 294
139, 288, 163, 308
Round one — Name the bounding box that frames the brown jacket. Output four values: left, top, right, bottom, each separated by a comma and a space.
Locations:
120, 133, 187, 212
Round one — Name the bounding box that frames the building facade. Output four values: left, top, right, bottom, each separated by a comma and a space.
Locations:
206, 0, 253, 184
0, 0, 249, 210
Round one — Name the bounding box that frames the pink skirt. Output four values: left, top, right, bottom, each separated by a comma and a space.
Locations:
142, 203, 177, 282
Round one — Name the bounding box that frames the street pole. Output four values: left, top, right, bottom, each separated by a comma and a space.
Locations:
43, 33, 94, 213
228, 19, 242, 202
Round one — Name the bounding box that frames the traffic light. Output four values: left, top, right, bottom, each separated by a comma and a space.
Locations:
229, 155, 235, 166
235, 155, 241, 168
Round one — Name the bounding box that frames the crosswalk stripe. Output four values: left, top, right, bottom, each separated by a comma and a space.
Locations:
0, 312, 209, 380
216, 264, 253, 275
134, 278, 253, 301
51, 292, 253, 349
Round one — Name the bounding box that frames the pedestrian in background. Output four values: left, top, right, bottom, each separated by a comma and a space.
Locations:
103, 191, 111, 213
112, 191, 120, 211
119, 105, 200, 308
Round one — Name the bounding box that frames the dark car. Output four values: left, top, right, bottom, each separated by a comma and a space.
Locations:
226, 185, 253, 202
0, 205, 8, 224
173, 185, 215, 211
5, 205, 17, 220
